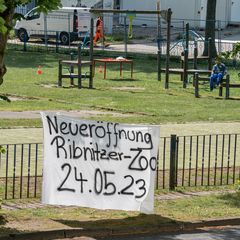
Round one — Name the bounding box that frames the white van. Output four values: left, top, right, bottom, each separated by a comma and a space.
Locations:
14, 7, 94, 45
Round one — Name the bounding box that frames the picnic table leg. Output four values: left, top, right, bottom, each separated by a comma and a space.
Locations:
120, 62, 123, 77
104, 62, 107, 79
58, 60, 62, 87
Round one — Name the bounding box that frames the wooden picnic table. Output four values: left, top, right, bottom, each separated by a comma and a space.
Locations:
93, 58, 133, 79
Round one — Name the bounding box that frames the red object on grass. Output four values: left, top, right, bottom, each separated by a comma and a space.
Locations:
99, 65, 103, 73
37, 66, 43, 75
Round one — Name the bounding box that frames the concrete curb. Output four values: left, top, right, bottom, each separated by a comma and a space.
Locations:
1, 217, 240, 240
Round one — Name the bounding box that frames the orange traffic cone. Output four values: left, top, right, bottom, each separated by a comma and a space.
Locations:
37, 66, 43, 75
98, 65, 103, 73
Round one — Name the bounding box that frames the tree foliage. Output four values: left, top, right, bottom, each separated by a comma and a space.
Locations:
0, 0, 61, 85
221, 42, 240, 60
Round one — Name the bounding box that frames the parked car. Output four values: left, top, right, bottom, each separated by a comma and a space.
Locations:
14, 7, 94, 45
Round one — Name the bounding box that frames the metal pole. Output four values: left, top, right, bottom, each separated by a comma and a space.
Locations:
44, 14, 48, 47
77, 45, 82, 89
218, 20, 221, 54
124, 16, 128, 59
157, 1, 161, 81
56, 31, 59, 53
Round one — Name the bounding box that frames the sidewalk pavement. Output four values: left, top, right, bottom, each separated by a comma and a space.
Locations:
1, 110, 240, 144
2, 218, 240, 240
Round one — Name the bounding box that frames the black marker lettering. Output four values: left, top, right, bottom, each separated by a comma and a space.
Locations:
51, 136, 67, 159
46, 115, 58, 135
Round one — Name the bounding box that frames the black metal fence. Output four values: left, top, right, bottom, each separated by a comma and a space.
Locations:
157, 134, 240, 190
1, 133, 240, 200
0, 143, 42, 200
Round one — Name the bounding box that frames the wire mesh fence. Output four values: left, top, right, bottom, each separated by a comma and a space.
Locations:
10, 12, 240, 61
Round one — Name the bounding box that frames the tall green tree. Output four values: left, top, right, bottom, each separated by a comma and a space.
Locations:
203, 0, 217, 57
0, 0, 61, 85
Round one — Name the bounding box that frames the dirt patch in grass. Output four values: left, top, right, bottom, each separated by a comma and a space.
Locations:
111, 86, 145, 91
0, 110, 132, 119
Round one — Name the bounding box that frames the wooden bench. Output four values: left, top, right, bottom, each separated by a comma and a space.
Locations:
58, 45, 93, 89
161, 68, 211, 84
219, 82, 240, 99
181, 55, 211, 70
194, 73, 230, 98
161, 68, 211, 75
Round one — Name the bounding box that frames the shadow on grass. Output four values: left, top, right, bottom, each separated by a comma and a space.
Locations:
217, 192, 240, 208
215, 97, 240, 101
108, 78, 140, 82
0, 215, 7, 225
54, 213, 182, 234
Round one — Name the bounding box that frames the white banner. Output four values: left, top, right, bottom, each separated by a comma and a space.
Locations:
41, 112, 160, 214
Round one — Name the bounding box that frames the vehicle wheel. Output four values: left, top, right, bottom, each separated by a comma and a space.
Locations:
18, 29, 29, 42
60, 32, 70, 45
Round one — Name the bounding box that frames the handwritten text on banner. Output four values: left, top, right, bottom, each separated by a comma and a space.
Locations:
41, 112, 160, 213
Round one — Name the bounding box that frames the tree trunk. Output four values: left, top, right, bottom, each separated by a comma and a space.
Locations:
0, 32, 8, 85
203, 0, 217, 57
0, 7, 15, 85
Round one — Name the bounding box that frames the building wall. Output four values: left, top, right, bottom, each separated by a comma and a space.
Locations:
120, 0, 231, 29
15, 0, 36, 15
61, 0, 100, 7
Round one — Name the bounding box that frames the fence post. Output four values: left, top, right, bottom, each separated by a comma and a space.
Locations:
225, 74, 230, 99
165, 8, 172, 89
23, 34, 27, 52
157, 1, 161, 81
169, 134, 177, 190
89, 18, 94, 89
70, 52, 74, 86
56, 31, 59, 53
219, 84, 223, 97
194, 73, 199, 97
124, 16, 128, 59
193, 40, 198, 69
183, 23, 189, 88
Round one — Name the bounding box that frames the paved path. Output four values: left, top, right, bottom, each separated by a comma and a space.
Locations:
0, 110, 240, 143
103, 226, 240, 240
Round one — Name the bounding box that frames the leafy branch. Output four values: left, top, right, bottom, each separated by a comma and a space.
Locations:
0, 145, 6, 154
220, 42, 240, 60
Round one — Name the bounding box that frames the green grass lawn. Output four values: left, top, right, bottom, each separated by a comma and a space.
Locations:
1, 49, 240, 128
1, 49, 240, 238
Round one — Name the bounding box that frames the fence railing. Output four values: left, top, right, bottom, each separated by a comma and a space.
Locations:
1, 133, 240, 200
0, 143, 43, 200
